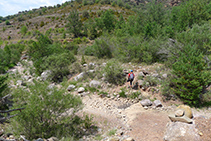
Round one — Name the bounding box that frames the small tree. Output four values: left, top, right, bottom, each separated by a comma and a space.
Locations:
20, 25, 28, 35
104, 60, 126, 85
10, 81, 83, 140
170, 45, 211, 106
66, 9, 82, 37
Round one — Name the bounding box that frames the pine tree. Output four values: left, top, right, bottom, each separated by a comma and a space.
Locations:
66, 9, 82, 37
171, 45, 210, 106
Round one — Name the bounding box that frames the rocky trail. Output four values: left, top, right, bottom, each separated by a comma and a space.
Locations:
4, 59, 211, 141
80, 91, 211, 141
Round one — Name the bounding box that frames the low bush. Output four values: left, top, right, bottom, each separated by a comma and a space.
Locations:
86, 39, 112, 59
0, 44, 25, 73
104, 60, 125, 85
10, 81, 83, 140
41, 52, 76, 82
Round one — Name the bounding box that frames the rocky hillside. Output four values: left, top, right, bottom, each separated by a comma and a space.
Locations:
0, 55, 210, 141
0, 0, 211, 140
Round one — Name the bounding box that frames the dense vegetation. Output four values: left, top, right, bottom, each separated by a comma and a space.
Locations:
0, 0, 211, 139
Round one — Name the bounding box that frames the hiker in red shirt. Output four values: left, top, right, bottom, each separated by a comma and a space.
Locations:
127, 70, 135, 88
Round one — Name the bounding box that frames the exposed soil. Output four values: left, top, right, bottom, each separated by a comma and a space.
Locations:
80, 87, 211, 141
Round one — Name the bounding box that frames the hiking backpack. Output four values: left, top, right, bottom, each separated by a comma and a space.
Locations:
130, 73, 134, 79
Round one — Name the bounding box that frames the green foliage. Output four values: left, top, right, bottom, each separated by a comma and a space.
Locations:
86, 39, 112, 59
0, 75, 8, 110
81, 55, 86, 65
95, 10, 116, 32
84, 19, 98, 40
0, 75, 7, 98
2, 27, 6, 32
169, 45, 211, 106
40, 21, 45, 27
5, 20, 11, 25
0, 44, 24, 73
170, 0, 211, 32
8, 36, 11, 40
41, 52, 76, 82
176, 23, 211, 55
28, 34, 76, 81
129, 91, 141, 99
20, 25, 28, 35
10, 81, 83, 140
63, 42, 79, 55
87, 87, 98, 93
62, 32, 66, 39
119, 89, 127, 98
107, 129, 117, 136
104, 60, 126, 85
73, 37, 82, 44
66, 9, 82, 37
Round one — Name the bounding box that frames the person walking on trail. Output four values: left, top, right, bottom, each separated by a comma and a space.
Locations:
128, 70, 135, 88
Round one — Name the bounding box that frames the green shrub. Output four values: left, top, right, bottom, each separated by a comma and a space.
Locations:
0, 75, 8, 110
86, 39, 112, 59
104, 60, 125, 85
20, 25, 28, 35
5, 20, 11, 25
10, 81, 83, 140
81, 55, 86, 65
107, 129, 117, 136
41, 52, 76, 82
119, 90, 127, 98
2, 27, 6, 32
40, 21, 45, 27
0, 44, 24, 73
66, 9, 82, 37
73, 37, 82, 44
176, 23, 211, 55
169, 45, 211, 106
170, 0, 211, 32
129, 91, 141, 99
64, 42, 79, 55
87, 87, 98, 93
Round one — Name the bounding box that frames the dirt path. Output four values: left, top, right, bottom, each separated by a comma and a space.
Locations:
81, 93, 173, 140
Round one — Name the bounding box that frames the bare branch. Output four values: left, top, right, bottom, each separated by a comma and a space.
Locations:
0, 108, 25, 113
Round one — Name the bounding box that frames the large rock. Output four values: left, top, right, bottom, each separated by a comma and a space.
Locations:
123, 137, 135, 141
78, 87, 85, 93
67, 84, 76, 91
74, 72, 86, 81
16, 80, 26, 86
153, 100, 162, 107
47, 137, 59, 141
168, 114, 193, 124
88, 70, 95, 73
140, 99, 152, 107
35, 138, 44, 141
89, 80, 101, 88
175, 109, 184, 117
177, 105, 193, 119
163, 122, 200, 141
41, 70, 51, 81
